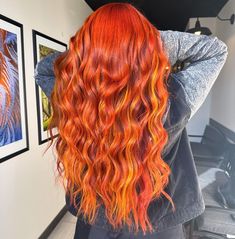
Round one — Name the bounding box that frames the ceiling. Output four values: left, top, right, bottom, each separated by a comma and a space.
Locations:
84, 0, 229, 31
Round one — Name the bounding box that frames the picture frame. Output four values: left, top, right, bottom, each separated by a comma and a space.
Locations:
0, 14, 29, 163
32, 30, 67, 145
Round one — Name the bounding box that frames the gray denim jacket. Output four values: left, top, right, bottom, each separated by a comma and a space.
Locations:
34, 30, 228, 235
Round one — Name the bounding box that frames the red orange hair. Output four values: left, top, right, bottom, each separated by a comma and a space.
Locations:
48, 2, 174, 235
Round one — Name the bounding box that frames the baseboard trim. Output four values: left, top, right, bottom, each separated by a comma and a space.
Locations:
38, 205, 68, 239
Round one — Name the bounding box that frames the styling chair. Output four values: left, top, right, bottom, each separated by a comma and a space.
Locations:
187, 172, 235, 239
186, 143, 235, 239
188, 124, 232, 170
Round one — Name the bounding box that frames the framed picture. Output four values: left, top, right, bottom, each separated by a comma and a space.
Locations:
32, 30, 67, 145
0, 15, 29, 163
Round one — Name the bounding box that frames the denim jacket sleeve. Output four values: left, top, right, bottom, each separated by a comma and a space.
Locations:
159, 30, 228, 120
35, 31, 228, 121
34, 51, 64, 98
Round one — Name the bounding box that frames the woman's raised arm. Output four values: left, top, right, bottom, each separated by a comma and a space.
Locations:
34, 51, 64, 98
159, 30, 228, 119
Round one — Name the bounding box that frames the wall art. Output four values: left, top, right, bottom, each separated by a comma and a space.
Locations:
0, 14, 29, 163
32, 30, 67, 145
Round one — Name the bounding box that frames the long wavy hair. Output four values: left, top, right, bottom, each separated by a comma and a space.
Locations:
47, 2, 174, 235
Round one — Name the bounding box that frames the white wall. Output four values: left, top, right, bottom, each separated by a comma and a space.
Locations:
210, 0, 235, 132
0, 1, 92, 238
185, 17, 216, 139
186, 13, 231, 139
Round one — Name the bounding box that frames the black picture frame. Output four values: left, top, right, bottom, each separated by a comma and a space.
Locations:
0, 14, 29, 163
32, 30, 67, 145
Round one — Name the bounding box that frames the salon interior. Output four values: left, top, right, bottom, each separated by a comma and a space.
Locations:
0, 0, 235, 238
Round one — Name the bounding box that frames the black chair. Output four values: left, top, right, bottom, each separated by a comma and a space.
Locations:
188, 125, 231, 169
186, 165, 235, 239
185, 125, 235, 238
189, 206, 235, 239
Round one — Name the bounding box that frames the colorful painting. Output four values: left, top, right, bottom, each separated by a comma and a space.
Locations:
0, 15, 29, 163
32, 30, 67, 145
39, 45, 59, 132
